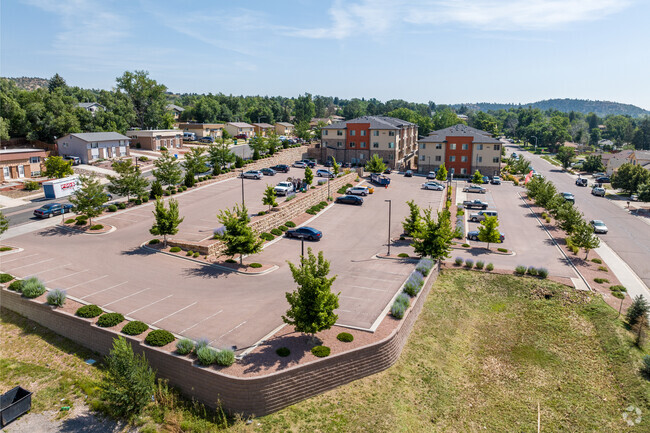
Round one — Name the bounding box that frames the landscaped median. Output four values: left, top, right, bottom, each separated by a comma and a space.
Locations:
61, 215, 115, 234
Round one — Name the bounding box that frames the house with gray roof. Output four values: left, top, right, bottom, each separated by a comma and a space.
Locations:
76, 102, 105, 115
56, 132, 131, 164
224, 122, 255, 139
166, 104, 185, 120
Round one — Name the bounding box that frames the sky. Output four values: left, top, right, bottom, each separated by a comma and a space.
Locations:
1, 0, 649, 109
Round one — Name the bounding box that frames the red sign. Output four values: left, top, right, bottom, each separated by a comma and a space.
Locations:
61, 181, 76, 190
524, 170, 533, 184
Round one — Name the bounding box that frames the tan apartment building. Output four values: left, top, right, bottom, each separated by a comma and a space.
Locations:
275, 122, 295, 136
418, 125, 502, 176
126, 130, 183, 151
1, 148, 48, 182
252, 123, 275, 137
178, 123, 224, 140
225, 122, 255, 138
319, 116, 418, 169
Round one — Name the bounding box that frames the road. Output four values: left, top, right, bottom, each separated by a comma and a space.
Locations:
510, 142, 650, 289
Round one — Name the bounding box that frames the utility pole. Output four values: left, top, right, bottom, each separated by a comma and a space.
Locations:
385, 199, 392, 256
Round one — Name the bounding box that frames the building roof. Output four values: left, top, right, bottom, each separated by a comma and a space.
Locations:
178, 123, 224, 128
634, 150, 650, 161
276, 122, 294, 127
77, 102, 103, 108
227, 122, 254, 128
126, 129, 180, 137
61, 132, 130, 142
0, 148, 47, 155
166, 104, 185, 112
419, 124, 501, 144
610, 150, 634, 159
253, 123, 274, 128
323, 115, 416, 130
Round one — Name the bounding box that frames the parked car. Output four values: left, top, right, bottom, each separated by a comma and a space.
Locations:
590, 220, 608, 234
346, 186, 370, 196
301, 159, 316, 168
198, 136, 214, 143
63, 155, 81, 166
511, 152, 518, 159
404, 170, 413, 177
234, 134, 247, 140
342, 162, 352, 168
260, 168, 276, 176
384, 168, 392, 174
481, 175, 490, 184
467, 230, 505, 242
591, 187, 606, 197
422, 181, 444, 191
285, 226, 322, 241
271, 164, 290, 173
575, 177, 588, 187
293, 161, 307, 168
323, 160, 333, 167
426, 171, 436, 179
469, 210, 498, 222
241, 170, 262, 179
595, 176, 611, 184
336, 195, 363, 205
462, 199, 488, 209
33, 203, 73, 218
274, 181, 295, 196
592, 172, 606, 178
463, 185, 487, 194
316, 169, 335, 178
561, 192, 575, 203
490, 176, 501, 185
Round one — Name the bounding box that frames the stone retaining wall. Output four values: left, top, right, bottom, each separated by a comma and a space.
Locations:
0, 264, 436, 417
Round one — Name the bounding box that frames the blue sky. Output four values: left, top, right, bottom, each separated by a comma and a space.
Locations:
2, 0, 649, 109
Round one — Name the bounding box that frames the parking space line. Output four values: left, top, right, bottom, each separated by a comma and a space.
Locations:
127, 295, 173, 315
66, 275, 109, 289
25, 263, 73, 277
104, 215, 142, 222
9, 258, 54, 270
1, 253, 39, 264
44, 269, 89, 284
351, 275, 403, 282
214, 321, 247, 343
103, 287, 150, 306
180, 310, 224, 333
336, 309, 352, 313
152, 302, 198, 325
82, 281, 128, 299
351, 285, 387, 292
340, 295, 366, 301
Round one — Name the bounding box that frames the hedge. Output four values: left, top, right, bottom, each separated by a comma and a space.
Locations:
311, 345, 331, 357
145, 329, 175, 346
121, 320, 149, 335
97, 312, 125, 328
76, 304, 103, 318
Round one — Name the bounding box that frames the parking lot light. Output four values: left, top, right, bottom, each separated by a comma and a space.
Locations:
385, 199, 392, 256
240, 170, 245, 207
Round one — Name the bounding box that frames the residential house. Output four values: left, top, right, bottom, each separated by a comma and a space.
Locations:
77, 102, 104, 115
0, 148, 47, 182
275, 122, 295, 136
309, 118, 332, 128
166, 104, 185, 120
418, 124, 502, 176
126, 129, 183, 151
457, 114, 469, 122
606, 150, 634, 175
252, 123, 275, 137
56, 132, 130, 164
178, 123, 224, 140
225, 122, 255, 139
330, 115, 344, 122
320, 116, 418, 169
631, 150, 650, 169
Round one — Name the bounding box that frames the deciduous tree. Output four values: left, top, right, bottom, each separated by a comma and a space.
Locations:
612, 163, 650, 195
477, 215, 501, 249
365, 154, 386, 174
411, 209, 454, 270
44, 156, 74, 179
472, 170, 483, 184
556, 146, 575, 169
115, 70, 168, 129
214, 204, 262, 264
436, 163, 447, 181
262, 185, 278, 210
570, 221, 600, 259
207, 141, 235, 171
402, 200, 421, 236
150, 197, 184, 247
106, 159, 149, 200
182, 147, 207, 176
153, 152, 182, 186
68, 175, 106, 225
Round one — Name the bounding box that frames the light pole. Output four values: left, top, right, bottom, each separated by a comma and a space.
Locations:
385, 199, 392, 256
240, 171, 245, 207
530, 135, 538, 152
327, 175, 331, 200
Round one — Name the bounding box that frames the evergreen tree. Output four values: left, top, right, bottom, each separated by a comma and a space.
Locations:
472, 170, 483, 184
68, 175, 106, 225
150, 197, 184, 247
436, 163, 448, 181
402, 200, 421, 236
304, 166, 313, 186
48, 73, 67, 92
262, 185, 278, 210
331, 157, 340, 176
365, 154, 387, 173
149, 180, 164, 199
477, 215, 501, 249
215, 204, 262, 264
626, 295, 650, 327
153, 152, 182, 186
106, 159, 149, 200
184, 171, 196, 188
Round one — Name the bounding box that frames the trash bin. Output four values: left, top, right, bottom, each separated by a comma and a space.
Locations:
1, 386, 33, 427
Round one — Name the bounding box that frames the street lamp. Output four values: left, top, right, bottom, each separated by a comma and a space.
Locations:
384, 199, 392, 256
530, 135, 538, 152
240, 170, 245, 207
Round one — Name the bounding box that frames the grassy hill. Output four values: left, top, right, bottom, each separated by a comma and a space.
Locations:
455, 99, 650, 118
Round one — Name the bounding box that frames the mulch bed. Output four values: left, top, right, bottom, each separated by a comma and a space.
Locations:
61, 220, 114, 234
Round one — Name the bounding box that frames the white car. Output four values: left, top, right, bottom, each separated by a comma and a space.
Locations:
591, 187, 606, 197
463, 184, 487, 194
346, 186, 370, 196
274, 181, 295, 196
293, 161, 307, 168
426, 171, 436, 179
590, 220, 608, 234
422, 181, 444, 191
241, 170, 262, 179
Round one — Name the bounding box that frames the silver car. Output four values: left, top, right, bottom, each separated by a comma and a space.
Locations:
590, 220, 608, 234
463, 184, 487, 194
591, 187, 606, 197
241, 170, 262, 179
422, 181, 444, 191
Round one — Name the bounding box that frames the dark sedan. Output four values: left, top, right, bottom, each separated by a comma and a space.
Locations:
271, 164, 290, 173
335, 195, 363, 205
285, 226, 322, 241
33, 203, 74, 218
404, 170, 413, 177
260, 168, 276, 176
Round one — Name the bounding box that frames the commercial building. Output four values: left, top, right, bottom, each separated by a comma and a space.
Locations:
126, 130, 183, 151
178, 123, 224, 140
319, 116, 418, 169
0, 148, 47, 182
417, 124, 502, 176
56, 132, 130, 164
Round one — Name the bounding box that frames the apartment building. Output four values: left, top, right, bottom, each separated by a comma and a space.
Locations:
126, 129, 183, 151
56, 132, 130, 164
418, 124, 502, 176
275, 122, 295, 136
224, 122, 255, 139
319, 116, 418, 169
0, 148, 47, 182
178, 123, 224, 140
252, 123, 275, 137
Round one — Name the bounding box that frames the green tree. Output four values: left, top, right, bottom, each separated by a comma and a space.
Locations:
472, 111, 499, 135
184, 171, 196, 188
582, 154, 604, 173
411, 208, 454, 270
331, 157, 340, 176
150, 197, 184, 247
556, 146, 575, 169
556, 202, 584, 235
638, 182, 650, 202
182, 147, 207, 176
68, 175, 106, 225
101, 336, 155, 418
149, 180, 163, 199
304, 166, 313, 186
472, 170, 483, 184
626, 295, 650, 327
477, 215, 501, 249
436, 163, 448, 181
283, 248, 339, 342
293, 93, 316, 124
294, 121, 312, 141
402, 200, 421, 236
589, 128, 601, 146
207, 141, 235, 170
153, 152, 182, 186
262, 185, 278, 210
611, 163, 650, 195
0, 210, 8, 238
570, 221, 600, 259
432, 107, 464, 130
365, 154, 387, 173
44, 156, 74, 179
215, 204, 262, 265
115, 70, 168, 129
106, 159, 149, 200
48, 73, 67, 93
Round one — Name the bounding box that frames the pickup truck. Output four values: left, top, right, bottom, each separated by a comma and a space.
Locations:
33, 203, 74, 218
274, 181, 295, 196
462, 199, 488, 209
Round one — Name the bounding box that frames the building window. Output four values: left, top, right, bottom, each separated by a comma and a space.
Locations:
493, 157, 500, 163
462, 143, 468, 150
91, 143, 98, 148
435, 155, 441, 162
360, 142, 366, 148
476, 144, 483, 150
337, 141, 343, 147
373, 142, 379, 148
450, 143, 456, 150
388, 131, 395, 136
494, 144, 500, 150
477, 156, 483, 163
373, 131, 379, 136
421, 143, 426, 149
436, 143, 442, 149
461, 156, 467, 162
337, 130, 343, 136
361, 130, 366, 136
450, 156, 456, 162
29, 156, 41, 163
420, 155, 426, 161
389, 154, 394, 159
460, 168, 467, 175
388, 142, 395, 149
324, 130, 328, 136
349, 142, 355, 148
350, 130, 356, 136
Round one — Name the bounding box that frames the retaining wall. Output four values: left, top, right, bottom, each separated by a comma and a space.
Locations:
0, 264, 436, 417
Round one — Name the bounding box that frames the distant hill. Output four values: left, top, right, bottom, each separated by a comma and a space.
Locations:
454, 99, 650, 118
3, 76, 49, 91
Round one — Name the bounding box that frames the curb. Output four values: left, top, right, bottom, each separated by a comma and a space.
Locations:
0, 246, 24, 256
450, 245, 516, 256
57, 223, 117, 236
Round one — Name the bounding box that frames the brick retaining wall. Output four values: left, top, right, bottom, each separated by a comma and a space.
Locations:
0, 264, 436, 416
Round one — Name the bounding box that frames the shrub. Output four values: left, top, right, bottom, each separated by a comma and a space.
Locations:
398, 253, 410, 258
90, 224, 103, 230
75, 219, 87, 226
475, 261, 485, 270
97, 312, 125, 328
134, 199, 142, 205
278, 225, 288, 232
642, 356, 650, 378
75, 215, 87, 221
527, 266, 538, 276
594, 278, 610, 284
416, 258, 434, 276
391, 301, 406, 319
24, 180, 40, 191
611, 291, 625, 300
610, 285, 627, 292
311, 345, 331, 357
0, 273, 13, 283
0, 246, 12, 252
486, 263, 494, 271
225, 258, 237, 264
319, 201, 328, 207
403, 271, 424, 296
285, 221, 296, 228
462, 243, 470, 248
337, 332, 354, 343
196, 346, 218, 366
497, 247, 508, 253
176, 338, 194, 355
257, 211, 267, 216
193, 252, 200, 258
249, 263, 262, 268
21, 277, 46, 298
598, 266, 608, 272
260, 232, 274, 241
464, 259, 474, 269
515, 265, 527, 275
454, 257, 463, 266
169, 246, 181, 252
138, 156, 149, 162
591, 258, 603, 264
216, 349, 235, 366
142, 196, 149, 203
270, 228, 282, 236
145, 329, 175, 347
65, 218, 75, 224
194, 338, 209, 352
186, 250, 193, 256
545, 216, 551, 223
8, 280, 23, 292
122, 321, 149, 336
118, 202, 127, 209
149, 238, 160, 244
46, 289, 67, 307
395, 293, 411, 308
538, 268, 549, 279
276, 347, 291, 357
163, 190, 171, 196
76, 304, 102, 318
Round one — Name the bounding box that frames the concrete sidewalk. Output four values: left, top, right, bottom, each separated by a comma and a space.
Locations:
596, 239, 650, 302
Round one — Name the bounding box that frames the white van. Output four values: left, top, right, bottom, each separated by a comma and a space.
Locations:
183, 132, 197, 141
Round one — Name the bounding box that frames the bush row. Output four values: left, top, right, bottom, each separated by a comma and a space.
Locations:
514, 265, 548, 279
454, 257, 494, 271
